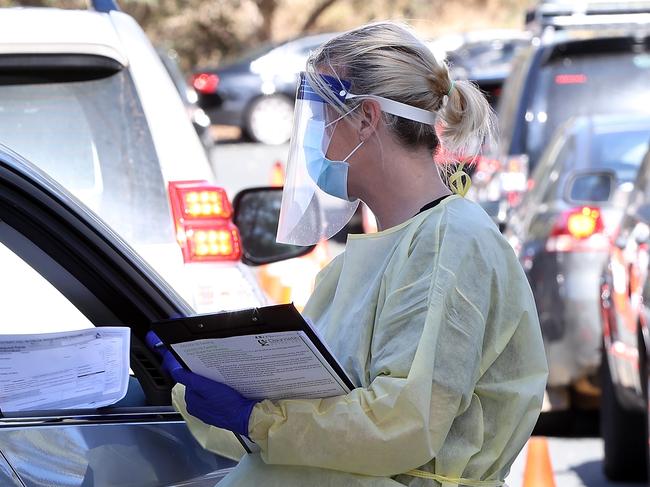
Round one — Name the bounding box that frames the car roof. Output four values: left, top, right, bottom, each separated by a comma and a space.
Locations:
0, 8, 127, 66
538, 27, 650, 49
283, 32, 338, 49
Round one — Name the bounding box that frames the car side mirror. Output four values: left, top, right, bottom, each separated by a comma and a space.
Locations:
232, 187, 315, 266
565, 170, 615, 203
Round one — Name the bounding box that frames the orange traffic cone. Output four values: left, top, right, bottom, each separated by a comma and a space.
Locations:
522, 437, 556, 487
270, 160, 285, 187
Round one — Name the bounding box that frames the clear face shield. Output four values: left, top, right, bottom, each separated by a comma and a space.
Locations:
277, 72, 439, 246
276, 73, 360, 246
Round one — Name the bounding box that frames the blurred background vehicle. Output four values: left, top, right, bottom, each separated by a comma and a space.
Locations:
157, 47, 216, 155
525, 0, 650, 35
599, 142, 650, 482
192, 32, 335, 145
475, 19, 650, 227
504, 114, 650, 412
0, 3, 267, 315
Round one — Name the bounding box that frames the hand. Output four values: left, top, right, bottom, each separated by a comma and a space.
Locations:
145, 331, 182, 378
173, 368, 258, 437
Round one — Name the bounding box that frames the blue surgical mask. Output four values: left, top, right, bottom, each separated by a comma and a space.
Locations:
303, 118, 363, 201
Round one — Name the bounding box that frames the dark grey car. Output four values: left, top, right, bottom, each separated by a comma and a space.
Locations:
504, 114, 650, 411
0, 145, 304, 486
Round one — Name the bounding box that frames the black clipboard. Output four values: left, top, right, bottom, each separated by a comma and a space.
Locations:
151, 303, 355, 453
151, 303, 354, 390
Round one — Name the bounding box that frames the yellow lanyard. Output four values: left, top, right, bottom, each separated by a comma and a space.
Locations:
404, 469, 504, 486
448, 163, 471, 197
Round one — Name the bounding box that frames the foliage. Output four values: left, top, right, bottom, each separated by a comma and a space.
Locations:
1, 0, 532, 71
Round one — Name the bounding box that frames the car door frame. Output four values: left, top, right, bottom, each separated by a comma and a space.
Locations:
0, 145, 237, 485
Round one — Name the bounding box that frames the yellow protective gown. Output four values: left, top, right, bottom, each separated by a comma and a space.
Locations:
172, 194, 548, 486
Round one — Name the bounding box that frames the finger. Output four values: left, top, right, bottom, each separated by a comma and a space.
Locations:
145, 331, 165, 357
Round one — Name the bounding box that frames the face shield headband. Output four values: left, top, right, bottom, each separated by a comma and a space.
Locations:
301, 72, 438, 126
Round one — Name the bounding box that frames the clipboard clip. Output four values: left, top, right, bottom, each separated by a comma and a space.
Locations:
251, 308, 262, 324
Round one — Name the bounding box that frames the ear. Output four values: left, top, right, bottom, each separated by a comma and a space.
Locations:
358, 99, 382, 141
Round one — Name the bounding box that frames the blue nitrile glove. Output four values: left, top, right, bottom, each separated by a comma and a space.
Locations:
145, 330, 182, 378
173, 367, 258, 437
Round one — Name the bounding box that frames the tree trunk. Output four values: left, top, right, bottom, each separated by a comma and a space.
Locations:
301, 0, 340, 33
256, 0, 278, 42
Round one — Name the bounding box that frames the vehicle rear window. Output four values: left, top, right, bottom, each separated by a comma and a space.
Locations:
0, 59, 173, 245
526, 51, 650, 172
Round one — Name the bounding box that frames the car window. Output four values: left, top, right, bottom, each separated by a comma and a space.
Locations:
0, 63, 173, 246
526, 51, 650, 172
525, 130, 567, 205
590, 129, 650, 183
541, 136, 575, 203
0, 241, 93, 334
497, 48, 533, 153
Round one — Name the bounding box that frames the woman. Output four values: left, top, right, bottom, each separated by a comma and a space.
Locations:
167, 22, 548, 486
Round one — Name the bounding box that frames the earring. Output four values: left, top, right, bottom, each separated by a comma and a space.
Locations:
449, 163, 471, 197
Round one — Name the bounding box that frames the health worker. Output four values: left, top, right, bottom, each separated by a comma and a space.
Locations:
164, 21, 548, 487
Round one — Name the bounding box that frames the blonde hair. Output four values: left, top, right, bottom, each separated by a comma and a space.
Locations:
305, 21, 496, 182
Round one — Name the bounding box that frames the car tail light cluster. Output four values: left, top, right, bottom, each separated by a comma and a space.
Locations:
168, 180, 241, 263
546, 206, 609, 252
191, 73, 219, 94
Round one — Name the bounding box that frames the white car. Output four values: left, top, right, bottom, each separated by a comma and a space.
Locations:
0, 3, 266, 327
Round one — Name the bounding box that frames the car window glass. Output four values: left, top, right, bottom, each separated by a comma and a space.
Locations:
497, 48, 532, 152
0, 241, 93, 334
0, 67, 173, 247
591, 129, 650, 182
525, 131, 567, 205
542, 136, 576, 203
526, 51, 650, 171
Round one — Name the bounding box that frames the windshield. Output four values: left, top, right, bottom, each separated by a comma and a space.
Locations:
0, 65, 173, 245
526, 51, 650, 172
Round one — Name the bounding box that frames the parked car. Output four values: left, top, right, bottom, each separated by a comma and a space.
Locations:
158, 47, 216, 155
599, 143, 650, 482
0, 3, 265, 314
0, 144, 308, 485
504, 114, 650, 412
192, 32, 335, 145
476, 25, 650, 224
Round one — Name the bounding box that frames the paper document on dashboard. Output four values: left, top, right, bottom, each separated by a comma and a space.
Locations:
0, 327, 130, 412
171, 330, 351, 401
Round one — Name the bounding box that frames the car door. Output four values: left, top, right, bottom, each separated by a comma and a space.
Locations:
0, 145, 238, 486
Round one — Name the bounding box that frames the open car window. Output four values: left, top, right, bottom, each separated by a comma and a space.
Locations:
0, 240, 93, 334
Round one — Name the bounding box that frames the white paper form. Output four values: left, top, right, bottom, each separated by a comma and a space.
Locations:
172, 330, 351, 401
0, 327, 130, 412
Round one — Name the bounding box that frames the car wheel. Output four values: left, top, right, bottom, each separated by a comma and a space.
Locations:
244, 95, 294, 145
601, 344, 648, 481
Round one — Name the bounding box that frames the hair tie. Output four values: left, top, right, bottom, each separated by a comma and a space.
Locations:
447, 80, 455, 97
441, 80, 455, 110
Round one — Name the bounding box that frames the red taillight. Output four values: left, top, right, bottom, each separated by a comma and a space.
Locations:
168, 180, 241, 263
191, 73, 219, 94
554, 74, 588, 85
546, 206, 608, 252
